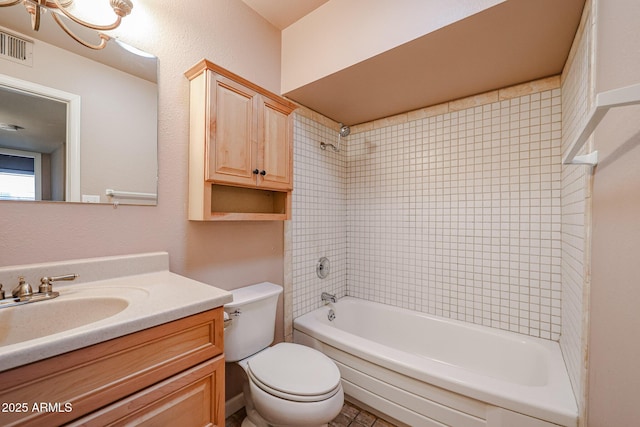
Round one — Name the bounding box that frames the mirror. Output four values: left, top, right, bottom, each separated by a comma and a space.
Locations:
0, 7, 157, 205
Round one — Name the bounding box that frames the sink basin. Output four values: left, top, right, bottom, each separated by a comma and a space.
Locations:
0, 296, 129, 346
0, 255, 233, 373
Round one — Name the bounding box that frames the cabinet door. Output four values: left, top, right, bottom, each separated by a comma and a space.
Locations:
70, 356, 225, 427
258, 97, 293, 191
208, 73, 257, 187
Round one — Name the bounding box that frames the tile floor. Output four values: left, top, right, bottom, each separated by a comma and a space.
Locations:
225, 400, 397, 427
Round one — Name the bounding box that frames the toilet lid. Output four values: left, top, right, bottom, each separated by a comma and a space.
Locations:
247, 343, 341, 399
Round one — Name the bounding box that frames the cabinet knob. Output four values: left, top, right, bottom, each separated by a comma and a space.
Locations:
253, 169, 259, 175
260, 170, 266, 176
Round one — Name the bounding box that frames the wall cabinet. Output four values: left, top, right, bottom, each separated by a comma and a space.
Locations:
0, 308, 225, 427
186, 59, 296, 221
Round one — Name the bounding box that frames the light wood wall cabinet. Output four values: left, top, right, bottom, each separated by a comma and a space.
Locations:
0, 308, 225, 427
185, 59, 297, 221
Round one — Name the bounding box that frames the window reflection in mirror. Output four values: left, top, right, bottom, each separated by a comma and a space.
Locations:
0, 150, 39, 201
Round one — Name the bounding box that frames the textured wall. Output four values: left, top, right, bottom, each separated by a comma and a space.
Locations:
0, 0, 285, 402
0, 0, 284, 286
588, 0, 640, 425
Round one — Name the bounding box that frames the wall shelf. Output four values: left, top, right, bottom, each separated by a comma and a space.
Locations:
563, 82, 640, 166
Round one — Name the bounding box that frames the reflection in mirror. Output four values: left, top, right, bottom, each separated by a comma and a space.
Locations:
0, 10, 158, 205
0, 78, 74, 202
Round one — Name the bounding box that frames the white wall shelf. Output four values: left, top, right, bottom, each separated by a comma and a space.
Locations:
563, 82, 640, 166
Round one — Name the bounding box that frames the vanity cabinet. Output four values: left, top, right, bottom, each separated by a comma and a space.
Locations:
185, 59, 296, 221
0, 308, 225, 427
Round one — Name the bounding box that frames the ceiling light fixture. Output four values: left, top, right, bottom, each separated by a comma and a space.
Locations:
0, 0, 133, 50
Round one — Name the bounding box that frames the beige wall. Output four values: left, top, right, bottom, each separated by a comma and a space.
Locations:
0, 0, 284, 401
588, 0, 640, 425
0, 0, 284, 287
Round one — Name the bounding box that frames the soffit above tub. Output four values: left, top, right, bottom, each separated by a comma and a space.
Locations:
283, 0, 586, 125
240, 0, 330, 30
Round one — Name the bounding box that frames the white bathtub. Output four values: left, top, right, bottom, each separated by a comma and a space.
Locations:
294, 297, 577, 427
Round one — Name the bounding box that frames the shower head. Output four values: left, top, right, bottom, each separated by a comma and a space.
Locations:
320, 123, 350, 152
339, 124, 351, 137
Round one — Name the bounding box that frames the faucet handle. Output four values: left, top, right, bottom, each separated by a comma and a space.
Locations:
39, 274, 78, 294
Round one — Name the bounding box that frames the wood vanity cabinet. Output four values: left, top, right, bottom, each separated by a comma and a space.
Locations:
0, 308, 225, 427
185, 59, 296, 221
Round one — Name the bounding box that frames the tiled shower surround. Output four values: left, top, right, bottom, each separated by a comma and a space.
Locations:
293, 82, 563, 340
558, 3, 593, 408
292, 116, 348, 317
348, 91, 562, 339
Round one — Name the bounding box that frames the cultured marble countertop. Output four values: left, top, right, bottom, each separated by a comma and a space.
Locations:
0, 268, 232, 372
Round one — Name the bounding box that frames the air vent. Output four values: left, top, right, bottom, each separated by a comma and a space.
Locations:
0, 30, 33, 66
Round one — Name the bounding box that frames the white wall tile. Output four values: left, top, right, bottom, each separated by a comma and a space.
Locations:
292, 116, 347, 318
559, 8, 593, 410
294, 92, 563, 332
339, 90, 563, 339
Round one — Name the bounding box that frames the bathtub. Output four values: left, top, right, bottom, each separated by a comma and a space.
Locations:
293, 297, 577, 427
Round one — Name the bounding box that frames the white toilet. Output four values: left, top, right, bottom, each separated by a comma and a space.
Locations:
225, 282, 344, 427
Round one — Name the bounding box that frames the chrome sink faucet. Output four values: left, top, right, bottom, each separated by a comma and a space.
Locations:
321, 292, 337, 304
11, 277, 34, 299
1, 273, 78, 308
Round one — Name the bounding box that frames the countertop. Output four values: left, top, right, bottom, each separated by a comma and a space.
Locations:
0, 257, 232, 372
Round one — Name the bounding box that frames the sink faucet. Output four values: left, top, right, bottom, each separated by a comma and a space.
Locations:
12, 277, 33, 299
2, 273, 78, 308
321, 292, 337, 304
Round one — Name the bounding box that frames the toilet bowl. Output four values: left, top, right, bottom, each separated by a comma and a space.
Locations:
239, 343, 344, 427
225, 282, 344, 427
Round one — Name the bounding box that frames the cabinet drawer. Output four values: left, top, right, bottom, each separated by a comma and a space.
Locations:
0, 308, 223, 426
69, 356, 225, 427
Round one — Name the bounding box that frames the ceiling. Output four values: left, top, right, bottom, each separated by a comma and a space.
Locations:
0, 86, 66, 154
0, 5, 157, 160
0, 5, 157, 82
244, 0, 586, 126
241, 0, 330, 30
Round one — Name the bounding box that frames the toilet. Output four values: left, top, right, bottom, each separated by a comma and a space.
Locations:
224, 282, 344, 427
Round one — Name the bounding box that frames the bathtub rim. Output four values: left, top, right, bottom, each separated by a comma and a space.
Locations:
293, 297, 578, 427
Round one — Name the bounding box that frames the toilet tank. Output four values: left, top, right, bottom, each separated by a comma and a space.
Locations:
224, 282, 283, 362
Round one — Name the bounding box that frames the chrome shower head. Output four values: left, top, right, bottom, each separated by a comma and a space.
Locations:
320, 123, 350, 152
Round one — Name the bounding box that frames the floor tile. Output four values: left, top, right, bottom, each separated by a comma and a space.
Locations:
226, 400, 398, 427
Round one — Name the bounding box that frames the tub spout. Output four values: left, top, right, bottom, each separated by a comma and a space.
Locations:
321, 292, 337, 304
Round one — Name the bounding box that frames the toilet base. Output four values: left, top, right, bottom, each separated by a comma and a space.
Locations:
240, 414, 261, 427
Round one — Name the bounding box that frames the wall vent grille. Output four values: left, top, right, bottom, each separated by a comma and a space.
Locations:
0, 30, 33, 66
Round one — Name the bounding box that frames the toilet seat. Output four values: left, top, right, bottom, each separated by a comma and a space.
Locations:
247, 343, 341, 402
